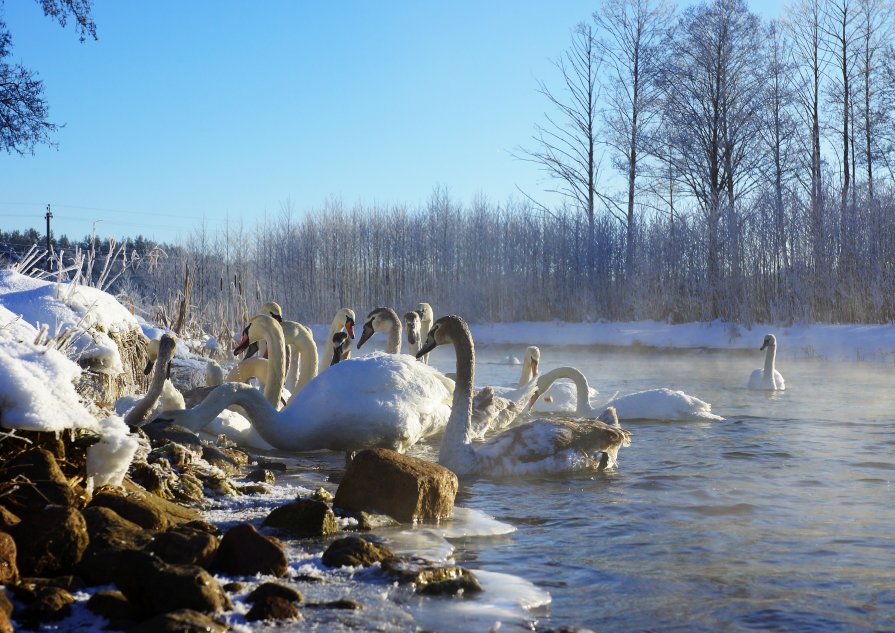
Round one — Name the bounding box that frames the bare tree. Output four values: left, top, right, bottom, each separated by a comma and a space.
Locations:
0, 1, 96, 154
659, 0, 767, 318
519, 23, 603, 277
784, 0, 829, 290
593, 0, 674, 291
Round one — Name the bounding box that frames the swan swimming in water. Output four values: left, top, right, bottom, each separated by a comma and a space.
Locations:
151, 314, 453, 453
748, 333, 785, 390
531, 366, 723, 422
417, 315, 631, 478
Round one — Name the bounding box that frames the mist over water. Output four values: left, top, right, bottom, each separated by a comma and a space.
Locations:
228, 345, 895, 631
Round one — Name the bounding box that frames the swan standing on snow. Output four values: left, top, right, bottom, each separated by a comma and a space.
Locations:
531, 367, 723, 422
749, 334, 785, 390
152, 315, 454, 453
417, 315, 630, 477
358, 307, 403, 354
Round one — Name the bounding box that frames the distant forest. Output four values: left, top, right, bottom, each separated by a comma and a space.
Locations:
5, 0, 895, 332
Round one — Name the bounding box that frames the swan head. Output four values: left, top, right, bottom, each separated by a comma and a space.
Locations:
144, 335, 176, 376
417, 314, 467, 358
331, 331, 351, 366
760, 334, 777, 351
331, 308, 355, 339
404, 311, 422, 345
598, 406, 619, 426
525, 346, 540, 376
234, 314, 279, 356
416, 302, 434, 322
259, 301, 283, 323
357, 307, 398, 349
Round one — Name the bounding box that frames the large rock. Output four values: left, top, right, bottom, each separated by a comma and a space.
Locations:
128, 609, 229, 633
78, 506, 154, 585
262, 499, 339, 538
248, 582, 303, 605
89, 483, 202, 530
0, 533, 17, 586
246, 596, 301, 622
334, 449, 458, 523
12, 506, 88, 577
114, 551, 232, 617
381, 556, 484, 596
0, 508, 20, 533
0, 449, 77, 516
16, 585, 75, 627
321, 536, 394, 569
213, 523, 288, 578
148, 528, 218, 568
86, 589, 136, 622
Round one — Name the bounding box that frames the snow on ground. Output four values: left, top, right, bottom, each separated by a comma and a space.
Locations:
0, 269, 140, 373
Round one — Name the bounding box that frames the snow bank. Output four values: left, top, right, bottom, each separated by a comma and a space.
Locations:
0, 270, 140, 374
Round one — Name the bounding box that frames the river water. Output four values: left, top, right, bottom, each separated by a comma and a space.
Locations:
205, 345, 895, 632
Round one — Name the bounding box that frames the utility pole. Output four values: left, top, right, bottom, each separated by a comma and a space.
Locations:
45, 204, 53, 273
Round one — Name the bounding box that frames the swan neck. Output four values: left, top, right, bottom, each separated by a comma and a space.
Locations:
258, 319, 286, 407
764, 345, 776, 376
125, 349, 170, 425
439, 324, 476, 469
540, 368, 590, 414
384, 312, 402, 354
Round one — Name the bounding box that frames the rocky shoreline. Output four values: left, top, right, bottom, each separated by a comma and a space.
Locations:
0, 425, 487, 632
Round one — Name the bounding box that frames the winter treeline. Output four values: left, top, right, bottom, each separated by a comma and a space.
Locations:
7, 0, 895, 330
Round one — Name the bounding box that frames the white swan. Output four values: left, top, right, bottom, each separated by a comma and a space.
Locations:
358, 307, 403, 354
531, 367, 723, 422
330, 331, 351, 366
417, 302, 434, 364
749, 333, 785, 390
258, 301, 319, 394
124, 334, 184, 426
404, 310, 422, 357
232, 315, 286, 408
152, 315, 453, 453
321, 308, 356, 369
417, 315, 631, 478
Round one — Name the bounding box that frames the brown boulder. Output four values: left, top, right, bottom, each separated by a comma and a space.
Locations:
334, 448, 458, 523
321, 536, 394, 568
262, 499, 339, 538
0, 449, 77, 516
213, 523, 288, 577
381, 556, 483, 596
78, 505, 154, 585
89, 484, 202, 530
248, 582, 303, 604
201, 445, 242, 476
246, 469, 276, 484
86, 589, 136, 621
148, 528, 218, 568
114, 550, 232, 617
245, 595, 301, 622
12, 505, 88, 577
0, 533, 17, 586
0, 610, 9, 633
17, 585, 74, 626
307, 598, 364, 610
127, 608, 229, 633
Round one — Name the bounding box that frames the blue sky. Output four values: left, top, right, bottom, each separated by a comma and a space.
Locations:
1, 1, 781, 243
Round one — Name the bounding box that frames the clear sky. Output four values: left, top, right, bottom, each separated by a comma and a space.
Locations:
0, 0, 781, 243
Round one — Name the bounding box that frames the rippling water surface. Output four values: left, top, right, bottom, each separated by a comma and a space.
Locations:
230, 345, 895, 632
